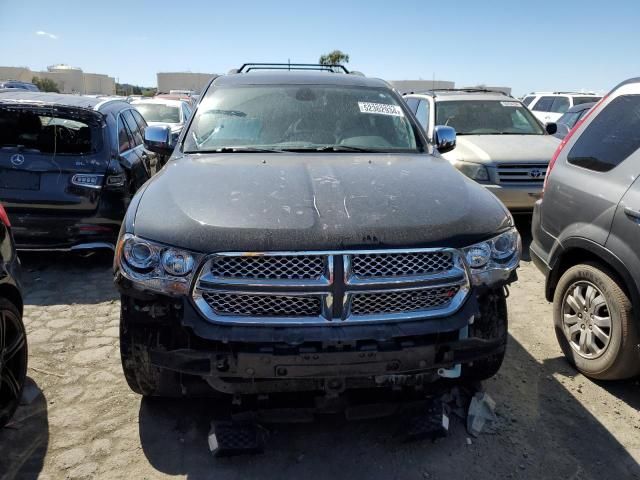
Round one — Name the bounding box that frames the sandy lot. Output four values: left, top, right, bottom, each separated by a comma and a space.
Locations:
1, 218, 639, 479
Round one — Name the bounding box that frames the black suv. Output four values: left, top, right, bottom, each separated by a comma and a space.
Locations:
531, 78, 640, 380
114, 64, 521, 399
0, 203, 26, 428
0, 91, 159, 251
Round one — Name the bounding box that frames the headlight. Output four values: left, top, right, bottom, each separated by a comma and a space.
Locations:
117, 234, 201, 295
455, 162, 490, 182
463, 228, 521, 285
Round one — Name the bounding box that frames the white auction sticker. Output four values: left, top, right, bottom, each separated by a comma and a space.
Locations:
500, 101, 522, 107
358, 102, 404, 117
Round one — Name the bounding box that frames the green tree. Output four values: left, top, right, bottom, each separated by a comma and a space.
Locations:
319, 50, 350, 66
32, 76, 60, 93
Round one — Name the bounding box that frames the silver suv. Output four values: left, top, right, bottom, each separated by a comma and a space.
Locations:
531, 78, 640, 380
404, 89, 560, 211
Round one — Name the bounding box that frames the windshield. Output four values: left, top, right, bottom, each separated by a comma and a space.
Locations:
435, 100, 545, 135
135, 103, 181, 123
183, 85, 421, 153
0, 108, 101, 154
573, 96, 601, 106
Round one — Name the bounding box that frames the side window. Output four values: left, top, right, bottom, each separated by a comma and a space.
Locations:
550, 96, 570, 114
415, 100, 430, 129
404, 97, 419, 114
131, 110, 148, 136
533, 96, 555, 112
183, 104, 192, 121
568, 95, 640, 172
522, 96, 536, 107
118, 114, 133, 153
122, 110, 143, 146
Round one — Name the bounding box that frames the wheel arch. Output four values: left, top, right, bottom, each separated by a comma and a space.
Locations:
547, 238, 640, 322
0, 283, 23, 316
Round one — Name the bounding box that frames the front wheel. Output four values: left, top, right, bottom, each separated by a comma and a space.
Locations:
553, 263, 640, 380
0, 299, 28, 428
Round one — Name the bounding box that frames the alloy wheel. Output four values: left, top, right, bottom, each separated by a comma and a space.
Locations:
562, 281, 612, 359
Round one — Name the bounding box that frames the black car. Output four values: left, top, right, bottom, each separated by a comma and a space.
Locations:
552, 102, 596, 139
0, 91, 159, 251
0, 81, 40, 92
114, 64, 521, 400
0, 202, 26, 428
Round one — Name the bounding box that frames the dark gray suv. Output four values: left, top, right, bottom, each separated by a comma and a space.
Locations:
531, 78, 640, 380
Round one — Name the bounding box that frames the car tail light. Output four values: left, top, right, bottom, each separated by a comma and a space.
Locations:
0, 204, 10, 227
543, 95, 608, 193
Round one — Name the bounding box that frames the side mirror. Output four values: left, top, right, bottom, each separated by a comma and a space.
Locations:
433, 125, 456, 154
545, 122, 558, 135
144, 125, 173, 156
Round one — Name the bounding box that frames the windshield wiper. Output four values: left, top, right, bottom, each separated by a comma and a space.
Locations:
206, 109, 246, 117
186, 147, 283, 153
277, 145, 379, 153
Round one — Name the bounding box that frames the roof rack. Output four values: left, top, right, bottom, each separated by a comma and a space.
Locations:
403, 88, 509, 96
235, 63, 350, 74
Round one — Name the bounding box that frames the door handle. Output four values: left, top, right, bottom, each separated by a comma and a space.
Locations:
624, 206, 640, 220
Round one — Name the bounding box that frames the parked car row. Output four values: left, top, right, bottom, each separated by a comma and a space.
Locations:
1, 66, 638, 429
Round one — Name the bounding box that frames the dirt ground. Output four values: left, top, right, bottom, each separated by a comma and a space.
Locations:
1, 218, 639, 479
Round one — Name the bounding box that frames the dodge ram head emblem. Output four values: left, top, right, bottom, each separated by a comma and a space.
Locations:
528, 168, 543, 179
10, 153, 25, 166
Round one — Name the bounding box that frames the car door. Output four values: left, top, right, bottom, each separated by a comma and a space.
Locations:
121, 109, 157, 177
531, 96, 555, 123
116, 111, 148, 190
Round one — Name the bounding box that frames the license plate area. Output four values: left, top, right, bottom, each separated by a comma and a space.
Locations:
0, 169, 40, 190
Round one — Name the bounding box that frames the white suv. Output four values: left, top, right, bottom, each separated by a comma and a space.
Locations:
522, 92, 601, 124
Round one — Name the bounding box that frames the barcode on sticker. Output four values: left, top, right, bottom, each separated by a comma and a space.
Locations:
358, 102, 404, 117
500, 101, 522, 107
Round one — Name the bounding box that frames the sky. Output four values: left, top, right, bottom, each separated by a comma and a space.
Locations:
0, 0, 638, 96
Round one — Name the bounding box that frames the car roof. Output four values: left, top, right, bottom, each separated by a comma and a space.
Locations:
405, 90, 513, 102
0, 90, 128, 111
132, 98, 184, 107
212, 71, 388, 89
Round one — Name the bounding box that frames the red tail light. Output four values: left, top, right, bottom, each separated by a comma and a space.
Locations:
0, 204, 10, 227
543, 95, 608, 193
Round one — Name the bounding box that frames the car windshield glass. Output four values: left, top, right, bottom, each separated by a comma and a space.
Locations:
135, 104, 181, 123
557, 111, 581, 128
435, 100, 545, 135
183, 85, 421, 153
0, 108, 100, 154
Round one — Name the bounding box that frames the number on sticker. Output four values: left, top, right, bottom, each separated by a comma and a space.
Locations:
358, 102, 404, 117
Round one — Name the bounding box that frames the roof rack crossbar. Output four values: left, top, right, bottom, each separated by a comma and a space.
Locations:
237, 63, 350, 74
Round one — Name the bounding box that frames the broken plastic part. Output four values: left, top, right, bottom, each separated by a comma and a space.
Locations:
467, 392, 497, 437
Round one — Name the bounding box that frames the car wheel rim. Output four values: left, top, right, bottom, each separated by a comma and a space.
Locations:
0, 308, 27, 420
562, 281, 612, 359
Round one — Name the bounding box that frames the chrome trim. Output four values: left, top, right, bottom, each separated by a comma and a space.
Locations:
192, 248, 471, 325
71, 173, 104, 189
18, 242, 115, 252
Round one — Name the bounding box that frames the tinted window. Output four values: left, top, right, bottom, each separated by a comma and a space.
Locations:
568, 95, 640, 172
122, 110, 143, 145
415, 100, 430, 129
184, 85, 422, 153
533, 96, 555, 112
435, 100, 544, 135
550, 96, 570, 114
557, 111, 581, 129
118, 115, 133, 152
405, 97, 419, 114
573, 96, 601, 106
523, 96, 536, 107
131, 110, 148, 135
135, 103, 181, 123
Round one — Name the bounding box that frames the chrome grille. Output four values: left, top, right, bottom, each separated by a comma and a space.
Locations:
193, 249, 469, 325
350, 286, 460, 315
201, 292, 322, 317
496, 164, 547, 184
210, 255, 325, 280
351, 251, 453, 278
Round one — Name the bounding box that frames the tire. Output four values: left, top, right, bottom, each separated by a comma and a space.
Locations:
0, 298, 28, 428
553, 262, 640, 380
462, 290, 508, 380
119, 308, 182, 397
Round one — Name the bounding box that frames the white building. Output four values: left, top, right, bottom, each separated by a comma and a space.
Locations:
157, 72, 217, 94
0, 64, 115, 95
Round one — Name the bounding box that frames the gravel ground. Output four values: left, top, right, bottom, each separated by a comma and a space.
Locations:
1, 218, 639, 479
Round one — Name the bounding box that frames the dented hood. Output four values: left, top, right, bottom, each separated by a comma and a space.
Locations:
133, 153, 511, 252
